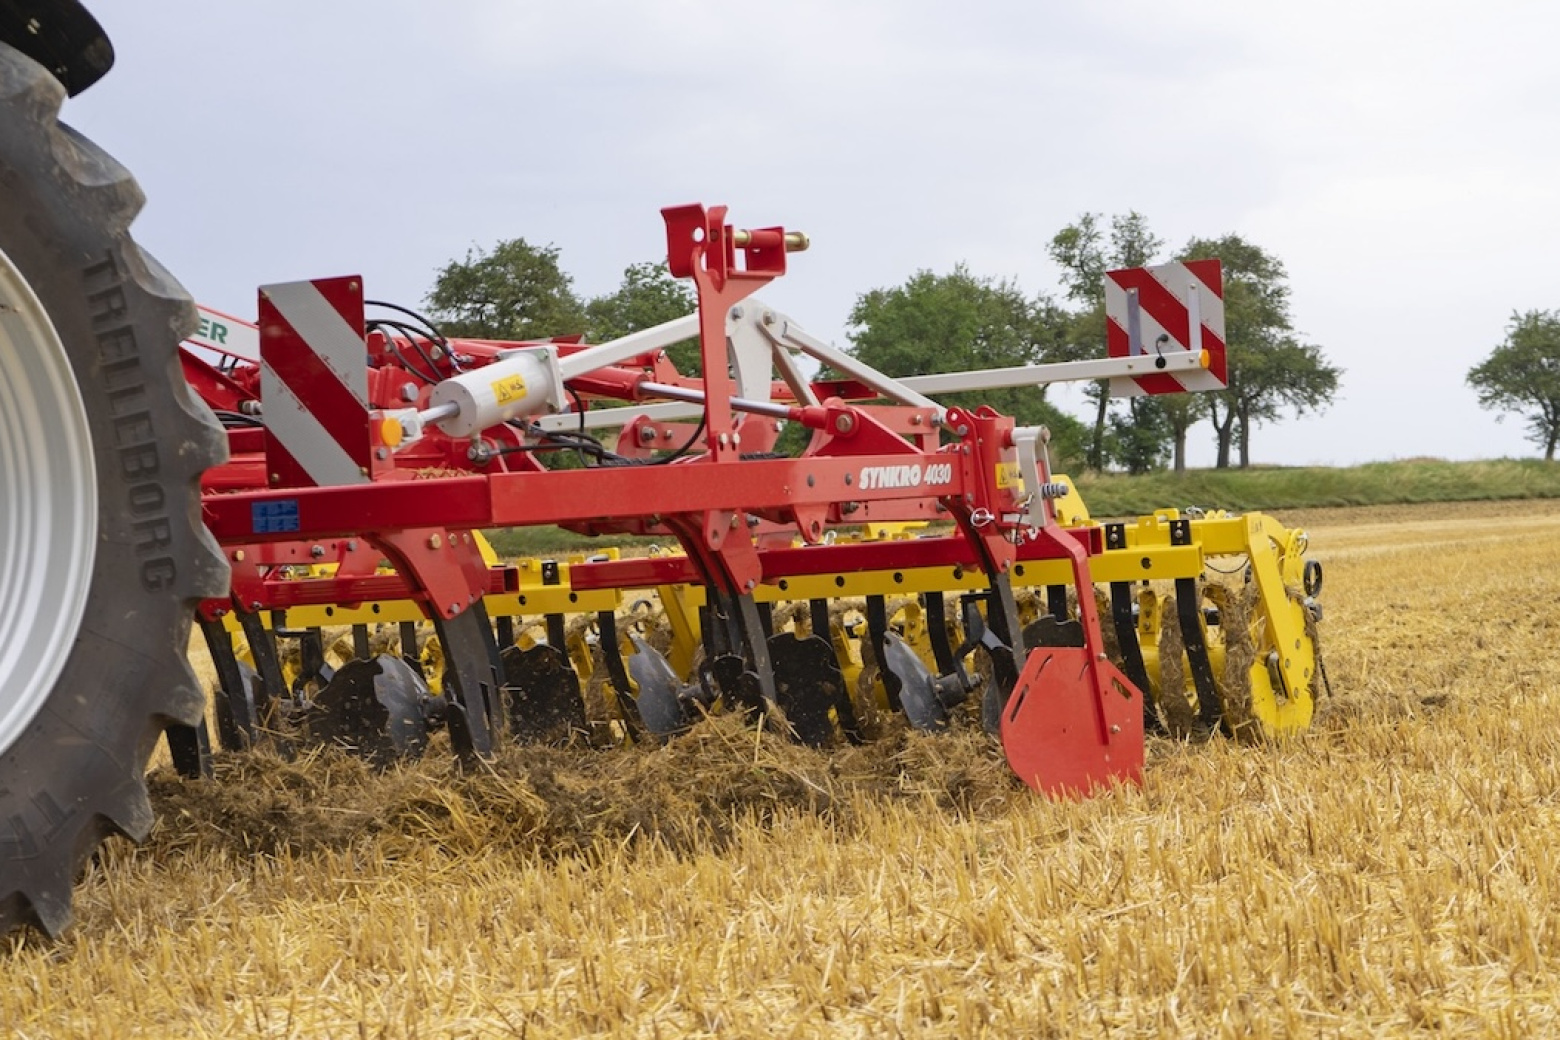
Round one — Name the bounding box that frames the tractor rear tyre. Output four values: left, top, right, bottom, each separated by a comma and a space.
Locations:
0, 42, 226, 937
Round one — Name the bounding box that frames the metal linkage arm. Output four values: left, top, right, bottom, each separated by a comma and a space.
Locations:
554, 314, 699, 382
752, 308, 945, 416
899, 350, 1211, 395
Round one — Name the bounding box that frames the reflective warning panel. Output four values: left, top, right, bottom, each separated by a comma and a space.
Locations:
1105, 259, 1226, 397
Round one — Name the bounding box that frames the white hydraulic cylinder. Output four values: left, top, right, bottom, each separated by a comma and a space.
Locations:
425, 346, 566, 437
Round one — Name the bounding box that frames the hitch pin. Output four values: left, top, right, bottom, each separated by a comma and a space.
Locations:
731, 229, 810, 253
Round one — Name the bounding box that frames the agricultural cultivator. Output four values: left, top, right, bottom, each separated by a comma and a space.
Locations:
0, 1, 1323, 937
180, 206, 1325, 787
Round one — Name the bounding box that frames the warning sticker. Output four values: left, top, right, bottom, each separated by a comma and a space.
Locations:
492, 373, 528, 406
994, 462, 1022, 489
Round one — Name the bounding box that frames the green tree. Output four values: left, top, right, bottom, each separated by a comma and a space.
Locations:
1468, 310, 1560, 460
1108, 399, 1173, 475
846, 265, 1085, 467
585, 261, 699, 372
1048, 211, 1176, 471
1177, 235, 1341, 468
424, 238, 586, 340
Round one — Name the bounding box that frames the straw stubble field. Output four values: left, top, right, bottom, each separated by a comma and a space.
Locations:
7, 500, 1560, 1038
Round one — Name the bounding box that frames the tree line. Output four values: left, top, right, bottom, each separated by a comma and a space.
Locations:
422, 212, 1347, 473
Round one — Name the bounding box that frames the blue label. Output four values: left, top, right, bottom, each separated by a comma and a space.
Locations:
252, 499, 300, 535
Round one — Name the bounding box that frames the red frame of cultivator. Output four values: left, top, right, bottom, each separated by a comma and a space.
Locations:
192, 203, 1145, 796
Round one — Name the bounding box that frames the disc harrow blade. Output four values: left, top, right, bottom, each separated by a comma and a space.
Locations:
502, 643, 588, 745
767, 631, 847, 748
626, 632, 696, 738
880, 631, 971, 733
305, 655, 431, 764
707, 654, 768, 724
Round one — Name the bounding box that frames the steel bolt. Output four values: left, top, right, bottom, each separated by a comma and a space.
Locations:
429, 534, 443, 549
640, 426, 656, 443
376, 447, 389, 460
834, 413, 855, 434
401, 383, 419, 402
310, 545, 325, 558
233, 550, 245, 562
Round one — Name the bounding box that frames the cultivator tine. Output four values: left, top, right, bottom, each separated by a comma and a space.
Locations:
398, 621, 420, 664
495, 614, 515, 651
922, 592, 958, 676
864, 595, 902, 713
627, 632, 695, 737
540, 560, 569, 653
352, 624, 372, 661
1108, 581, 1162, 734
234, 608, 286, 728
292, 626, 334, 694
305, 655, 431, 764
1173, 578, 1222, 736
502, 642, 589, 745
593, 611, 644, 740
960, 590, 1021, 736
1045, 585, 1069, 623
809, 599, 831, 643
202, 617, 256, 750
428, 602, 502, 758
1165, 519, 1222, 735
164, 721, 211, 780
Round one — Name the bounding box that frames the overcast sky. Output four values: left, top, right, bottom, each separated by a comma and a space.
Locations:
67, 1, 1560, 467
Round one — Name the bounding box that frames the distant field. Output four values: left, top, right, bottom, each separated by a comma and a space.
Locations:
487, 457, 1560, 556
8, 499, 1560, 1037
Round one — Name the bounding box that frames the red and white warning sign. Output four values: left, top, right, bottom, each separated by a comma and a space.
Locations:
259, 276, 373, 487
1105, 259, 1226, 397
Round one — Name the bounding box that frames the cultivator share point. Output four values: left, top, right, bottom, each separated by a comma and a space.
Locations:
0, 2, 1324, 937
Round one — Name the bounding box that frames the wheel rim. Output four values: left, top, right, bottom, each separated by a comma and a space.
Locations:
0, 245, 97, 755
